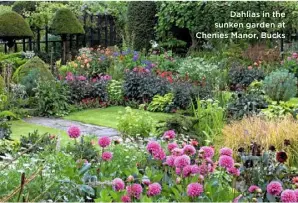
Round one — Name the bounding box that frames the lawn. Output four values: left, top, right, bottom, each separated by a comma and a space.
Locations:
9, 120, 70, 145
64, 106, 173, 129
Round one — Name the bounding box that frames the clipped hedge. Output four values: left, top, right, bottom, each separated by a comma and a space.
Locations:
0, 11, 33, 39
127, 2, 157, 51
50, 8, 84, 35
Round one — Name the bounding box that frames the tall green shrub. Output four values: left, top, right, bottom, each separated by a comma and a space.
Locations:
127, 2, 156, 51
263, 69, 297, 102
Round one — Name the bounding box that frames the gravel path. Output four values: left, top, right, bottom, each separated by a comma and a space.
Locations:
24, 117, 120, 138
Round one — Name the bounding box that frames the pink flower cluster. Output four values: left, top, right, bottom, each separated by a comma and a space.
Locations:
67, 125, 81, 139
98, 136, 111, 148
147, 183, 162, 197
102, 151, 113, 161
126, 184, 143, 199
146, 141, 166, 160
187, 183, 204, 197
163, 130, 176, 140
112, 178, 125, 191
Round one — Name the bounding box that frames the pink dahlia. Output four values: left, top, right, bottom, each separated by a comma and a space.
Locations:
175, 167, 181, 175
167, 142, 178, 152
227, 167, 240, 176
233, 195, 243, 203
183, 145, 196, 156
187, 183, 204, 197
121, 195, 131, 202
190, 164, 200, 175
67, 125, 81, 138
267, 181, 283, 196
219, 155, 234, 169
163, 130, 176, 140
98, 136, 111, 148
220, 147, 233, 157
182, 165, 192, 177
146, 141, 161, 154
248, 185, 261, 193
142, 177, 150, 186
152, 148, 166, 160
102, 151, 113, 161
294, 190, 298, 199
112, 178, 125, 191
197, 163, 209, 176
200, 146, 214, 159
174, 155, 191, 168
281, 189, 297, 202
126, 184, 143, 199
171, 148, 184, 156
147, 183, 162, 197
165, 155, 176, 167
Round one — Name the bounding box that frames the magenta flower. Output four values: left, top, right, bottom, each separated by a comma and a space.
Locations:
197, 163, 209, 176
77, 75, 87, 81
182, 165, 192, 177
98, 136, 111, 148
281, 190, 297, 202
165, 155, 176, 167
67, 125, 81, 138
146, 141, 161, 155
219, 155, 234, 169
233, 195, 243, 203
187, 183, 204, 197
112, 178, 125, 191
174, 155, 191, 168
190, 164, 200, 175
171, 148, 184, 156
167, 142, 178, 152
175, 167, 181, 175
147, 183, 162, 197
200, 146, 214, 159
163, 130, 176, 140
227, 167, 240, 176
126, 184, 143, 199
65, 72, 74, 81
294, 189, 298, 200
183, 145, 196, 156
248, 185, 261, 193
152, 148, 166, 160
267, 181, 283, 196
102, 151, 113, 161
142, 177, 150, 186
220, 147, 233, 157
121, 195, 131, 202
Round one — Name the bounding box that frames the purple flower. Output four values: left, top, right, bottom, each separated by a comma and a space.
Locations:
133, 54, 139, 61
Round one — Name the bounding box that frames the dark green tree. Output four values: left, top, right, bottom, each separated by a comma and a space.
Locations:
50, 8, 84, 64
127, 2, 157, 51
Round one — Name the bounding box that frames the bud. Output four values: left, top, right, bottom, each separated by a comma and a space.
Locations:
176, 177, 181, 184
252, 198, 258, 202
198, 175, 204, 183
127, 175, 134, 182
295, 183, 298, 188
256, 188, 262, 193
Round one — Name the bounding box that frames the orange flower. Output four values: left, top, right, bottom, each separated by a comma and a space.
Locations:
292, 177, 298, 184
120, 55, 124, 61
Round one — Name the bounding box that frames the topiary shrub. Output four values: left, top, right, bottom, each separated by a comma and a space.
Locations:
263, 69, 297, 102
127, 2, 157, 51
12, 57, 54, 96
12, 1, 37, 15
50, 8, 84, 64
0, 11, 33, 47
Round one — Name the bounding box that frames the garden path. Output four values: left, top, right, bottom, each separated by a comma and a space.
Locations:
24, 117, 120, 138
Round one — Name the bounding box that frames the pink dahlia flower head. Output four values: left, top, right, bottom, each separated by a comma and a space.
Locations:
183, 144, 196, 156
281, 189, 297, 203
219, 155, 235, 169
112, 178, 125, 191
147, 183, 162, 197
227, 167, 240, 176
146, 141, 161, 154
165, 155, 176, 167
174, 155, 191, 168
182, 165, 192, 177
152, 148, 166, 160
167, 142, 178, 152
171, 148, 184, 156
121, 195, 131, 202
163, 130, 176, 140
126, 184, 143, 199
200, 146, 215, 159
102, 151, 113, 161
248, 185, 261, 193
187, 183, 204, 197
67, 125, 81, 138
98, 136, 111, 148
220, 147, 233, 157
294, 190, 298, 200
190, 164, 200, 175
267, 181, 283, 196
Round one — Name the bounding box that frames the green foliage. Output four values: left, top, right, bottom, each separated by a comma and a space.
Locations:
178, 57, 221, 88
228, 63, 264, 91
50, 8, 84, 35
263, 69, 297, 102
0, 11, 33, 40
0, 5, 11, 15
127, 2, 156, 50
20, 130, 57, 153
118, 107, 154, 140
0, 75, 5, 94
192, 98, 225, 144
107, 80, 123, 105
12, 1, 37, 15
147, 93, 174, 112
262, 98, 298, 119
227, 92, 268, 120
35, 80, 70, 117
